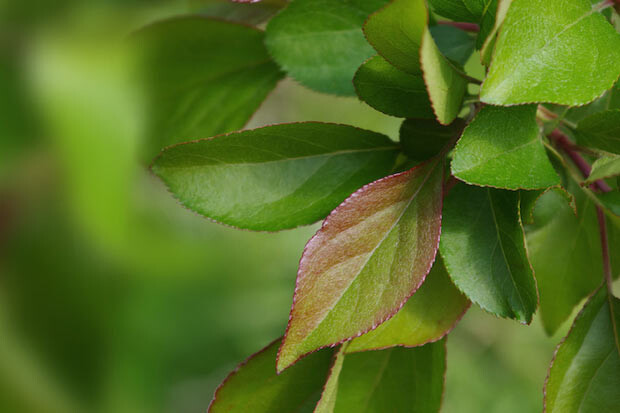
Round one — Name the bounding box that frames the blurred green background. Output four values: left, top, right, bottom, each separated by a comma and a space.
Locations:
0, 1, 577, 412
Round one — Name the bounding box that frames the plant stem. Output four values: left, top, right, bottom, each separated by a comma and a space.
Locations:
437, 21, 480, 32
596, 206, 614, 291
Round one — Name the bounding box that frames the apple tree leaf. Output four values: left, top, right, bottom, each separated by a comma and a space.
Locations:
400, 118, 464, 162
575, 110, 620, 154
586, 155, 620, 183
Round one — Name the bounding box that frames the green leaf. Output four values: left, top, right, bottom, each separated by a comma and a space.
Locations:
189, 0, 287, 25
451, 105, 560, 189
208, 338, 334, 413
430, 25, 476, 66
400, 118, 464, 162
319, 342, 446, 413
598, 191, 620, 217
346, 257, 469, 353
480, 0, 620, 105
277, 159, 444, 372
420, 27, 468, 125
353, 55, 434, 118
363, 0, 427, 74
440, 184, 538, 323
133, 17, 283, 160
525, 185, 620, 335
586, 155, 620, 183
575, 110, 620, 154
480, 0, 511, 66
265, 0, 388, 96
152, 122, 399, 231
519, 186, 576, 225
544, 288, 620, 412
428, 0, 488, 22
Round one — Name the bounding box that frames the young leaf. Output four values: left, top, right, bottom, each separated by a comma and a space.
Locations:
574, 110, 620, 154
265, 0, 388, 95
430, 25, 476, 66
133, 17, 283, 159
318, 342, 446, 413
525, 186, 620, 335
451, 105, 560, 190
586, 155, 620, 183
400, 118, 464, 162
208, 338, 334, 413
346, 257, 469, 353
420, 27, 468, 125
544, 288, 620, 412
440, 184, 538, 323
277, 159, 444, 372
480, 0, 620, 106
151, 122, 399, 231
363, 0, 427, 75
353, 55, 434, 119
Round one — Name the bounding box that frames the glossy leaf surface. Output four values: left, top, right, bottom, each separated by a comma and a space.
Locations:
575, 110, 620, 154
353, 55, 433, 119
320, 342, 446, 413
265, 0, 387, 95
544, 288, 620, 412
347, 257, 469, 353
480, 0, 620, 105
400, 118, 464, 162
440, 184, 538, 323
277, 159, 444, 371
209, 339, 334, 413
152, 122, 399, 231
133, 17, 283, 159
525, 186, 620, 335
451, 105, 560, 189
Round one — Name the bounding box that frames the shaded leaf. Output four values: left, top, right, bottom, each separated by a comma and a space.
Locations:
133, 17, 283, 160
319, 342, 446, 413
189, 0, 287, 25
520, 186, 576, 225
586, 155, 620, 183
346, 256, 469, 353
265, 0, 388, 95
451, 105, 560, 189
430, 25, 476, 66
575, 110, 620, 154
480, 0, 511, 66
209, 338, 334, 413
544, 288, 620, 412
353, 55, 434, 118
440, 184, 538, 323
277, 159, 444, 371
314, 346, 346, 413
400, 118, 464, 162
428, 0, 488, 22
151, 122, 399, 231
480, 0, 620, 105
597, 191, 620, 217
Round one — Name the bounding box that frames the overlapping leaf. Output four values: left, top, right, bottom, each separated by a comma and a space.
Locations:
400, 118, 464, 162
318, 341, 446, 413
586, 155, 620, 183
544, 288, 620, 412
353, 55, 434, 118
451, 105, 560, 189
480, 0, 620, 105
430, 25, 476, 66
575, 110, 620, 154
133, 17, 283, 159
208, 339, 334, 412
428, 0, 498, 48
277, 158, 444, 372
346, 257, 469, 353
440, 184, 538, 323
189, 0, 286, 24
151, 122, 399, 231
265, 0, 388, 95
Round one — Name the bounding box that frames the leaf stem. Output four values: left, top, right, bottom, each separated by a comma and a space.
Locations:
596, 206, 614, 291
437, 21, 480, 32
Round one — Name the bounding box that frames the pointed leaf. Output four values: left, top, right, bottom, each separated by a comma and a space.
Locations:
440, 184, 538, 323
353, 55, 434, 119
586, 155, 620, 183
420, 27, 468, 125
544, 288, 620, 412
277, 159, 444, 371
265, 0, 388, 95
133, 17, 283, 159
363, 0, 427, 74
151, 122, 399, 231
451, 105, 560, 189
346, 257, 469, 353
318, 342, 446, 413
575, 110, 620, 154
480, 0, 620, 105
525, 184, 620, 335
209, 338, 334, 413
400, 118, 464, 162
